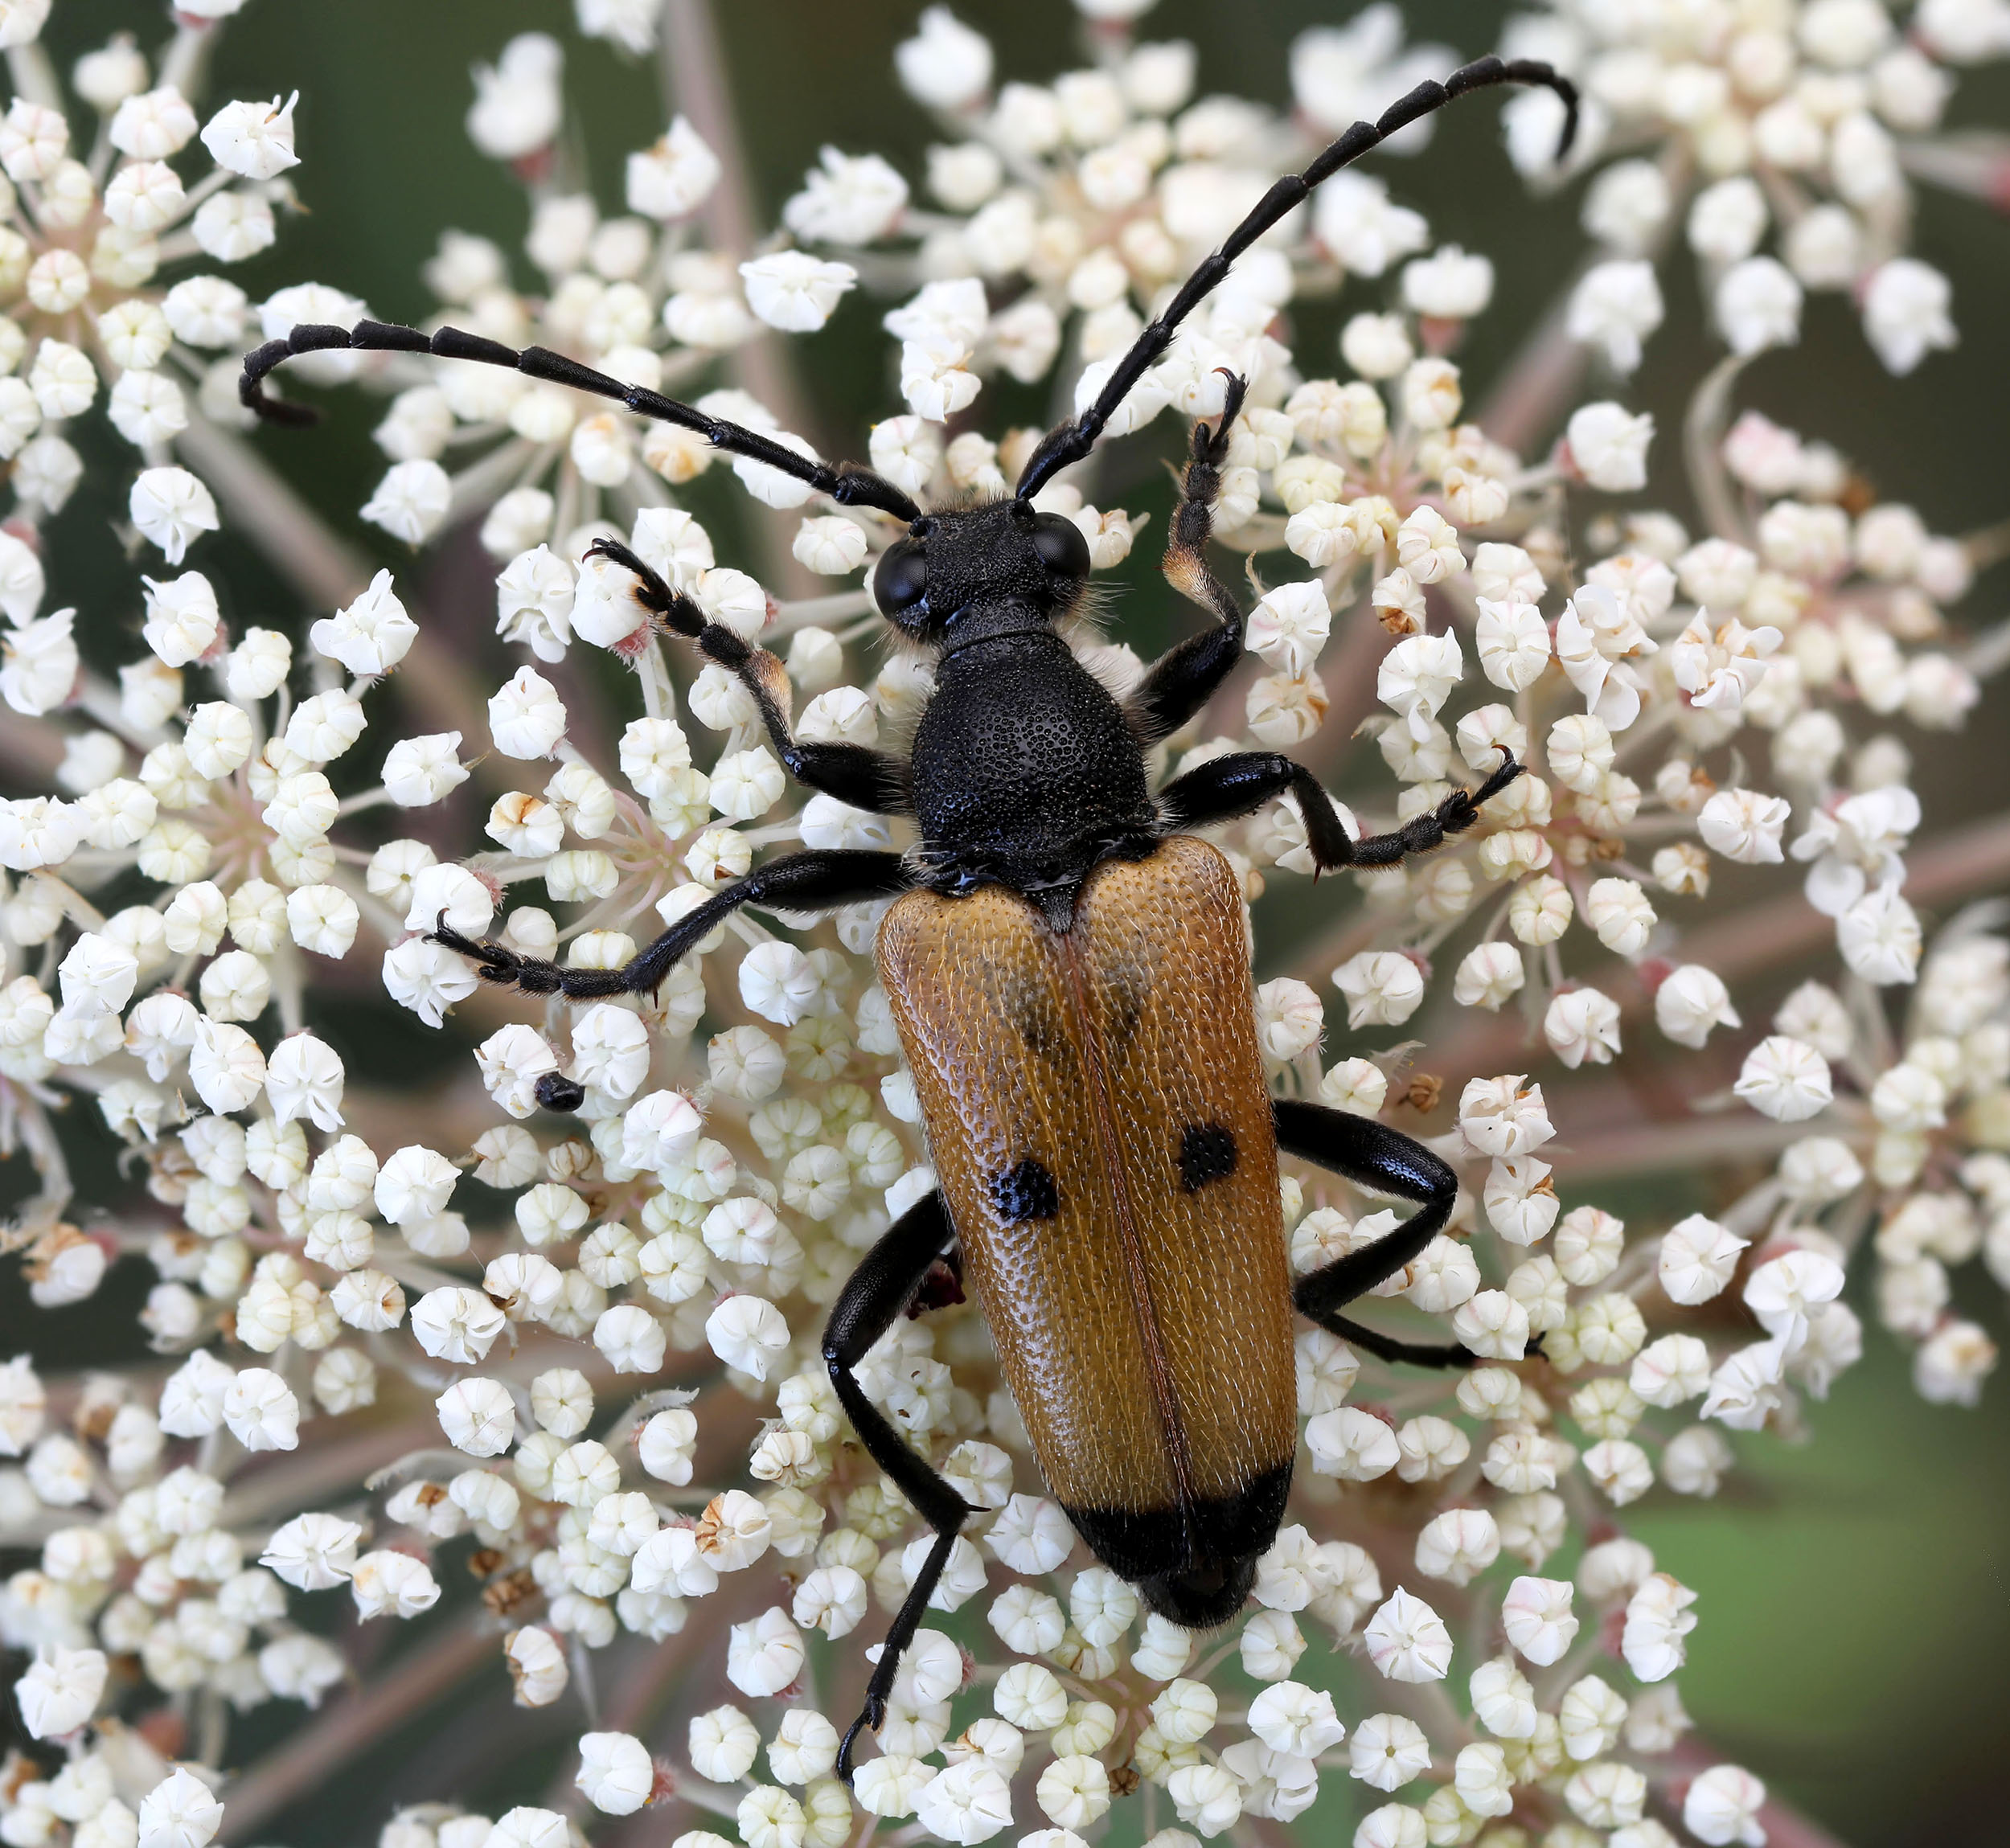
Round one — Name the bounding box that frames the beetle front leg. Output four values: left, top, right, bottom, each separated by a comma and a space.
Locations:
588, 537, 913, 814
1126, 373, 1251, 744
823, 1190, 974, 1781
1160, 749, 1520, 871
1274, 1097, 1473, 1370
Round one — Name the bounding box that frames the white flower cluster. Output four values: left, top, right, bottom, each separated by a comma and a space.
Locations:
0, 1, 313, 557
1507, 0, 2000, 374
344, 29, 870, 569
773, 4, 1500, 433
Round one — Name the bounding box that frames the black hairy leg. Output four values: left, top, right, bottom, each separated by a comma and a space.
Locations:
1274, 1097, 1472, 1368
1277, 1099, 1546, 1368
429, 848, 912, 1002
822, 1192, 973, 1780
1126, 371, 1252, 744
1159, 749, 1522, 870
586, 539, 910, 814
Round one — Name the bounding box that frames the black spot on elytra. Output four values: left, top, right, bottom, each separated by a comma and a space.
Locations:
1098, 957, 1151, 1050
1011, 993, 1066, 1063
1179, 1122, 1237, 1192
990, 1158, 1060, 1223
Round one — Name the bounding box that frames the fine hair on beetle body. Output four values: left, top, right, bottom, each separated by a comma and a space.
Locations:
241, 53, 1577, 1780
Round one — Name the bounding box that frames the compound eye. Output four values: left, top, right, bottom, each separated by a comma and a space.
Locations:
872, 539, 929, 620
1032, 511, 1091, 580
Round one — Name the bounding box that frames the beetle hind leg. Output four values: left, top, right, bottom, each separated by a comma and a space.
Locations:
822, 1190, 974, 1781
1274, 1098, 1475, 1370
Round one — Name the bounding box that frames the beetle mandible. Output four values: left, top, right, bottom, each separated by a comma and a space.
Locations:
242, 54, 1577, 1776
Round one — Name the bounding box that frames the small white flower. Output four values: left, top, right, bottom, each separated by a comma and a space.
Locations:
130, 468, 218, 564
265, 1033, 345, 1131
260, 1512, 361, 1590
1362, 1588, 1453, 1682
708, 1294, 790, 1379
201, 92, 300, 178
137, 1768, 224, 1848
351, 1550, 441, 1620
221, 1367, 298, 1452
1566, 401, 1654, 490
1500, 1576, 1577, 1664
1684, 1765, 1768, 1847
1659, 1215, 1750, 1304
14, 1646, 107, 1738
1402, 244, 1493, 318
1567, 260, 1663, 371
1313, 172, 1427, 277
1473, 596, 1549, 690
489, 665, 568, 758
362, 459, 452, 545
1622, 1573, 1698, 1682
726, 1606, 805, 1697
576, 1731, 655, 1817
740, 250, 857, 333
1716, 256, 1803, 356
1246, 581, 1331, 675
1655, 964, 1741, 1048
409, 1285, 506, 1365
1699, 788, 1790, 865
1862, 258, 1956, 375
896, 6, 993, 109
1734, 1035, 1833, 1122
1376, 631, 1462, 741
0, 609, 76, 716
1837, 884, 1922, 984
784, 144, 909, 244
467, 34, 562, 161
311, 569, 417, 674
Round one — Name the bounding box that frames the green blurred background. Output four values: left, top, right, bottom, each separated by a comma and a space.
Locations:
6, 2, 2010, 1843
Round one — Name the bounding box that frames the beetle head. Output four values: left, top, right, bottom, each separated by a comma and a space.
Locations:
872, 498, 1090, 645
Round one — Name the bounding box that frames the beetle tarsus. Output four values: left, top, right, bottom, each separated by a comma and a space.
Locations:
425, 916, 557, 993
836, 1710, 875, 1785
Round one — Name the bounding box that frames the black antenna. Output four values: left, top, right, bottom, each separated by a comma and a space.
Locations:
1015, 55, 1579, 500
240, 318, 923, 523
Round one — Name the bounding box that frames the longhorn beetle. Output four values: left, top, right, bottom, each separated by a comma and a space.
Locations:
244, 55, 1577, 1777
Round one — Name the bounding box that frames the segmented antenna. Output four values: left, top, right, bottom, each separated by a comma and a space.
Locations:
1014, 55, 1580, 499
239, 318, 923, 523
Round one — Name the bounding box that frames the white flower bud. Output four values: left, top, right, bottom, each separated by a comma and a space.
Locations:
1659, 1215, 1749, 1304
1332, 951, 1425, 1029
1566, 401, 1655, 490
576, 1731, 654, 1817
1362, 1588, 1452, 1682
707, 1294, 790, 1379
1734, 1035, 1833, 1121
1245, 581, 1330, 675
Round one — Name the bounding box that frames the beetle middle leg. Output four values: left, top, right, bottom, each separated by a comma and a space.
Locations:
1274, 1097, 1472, 1369
429, 847, 913, 1003
822, 1190, 974, 1780
1160, 748, 1521, 871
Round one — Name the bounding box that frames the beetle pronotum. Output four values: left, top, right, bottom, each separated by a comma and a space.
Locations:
243, 53, 1577, 1776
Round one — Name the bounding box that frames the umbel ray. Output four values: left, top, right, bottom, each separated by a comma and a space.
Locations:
244, 55, 1577, 1777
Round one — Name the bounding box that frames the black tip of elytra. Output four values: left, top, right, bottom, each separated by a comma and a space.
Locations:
1137, 1553, 1263, 1629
